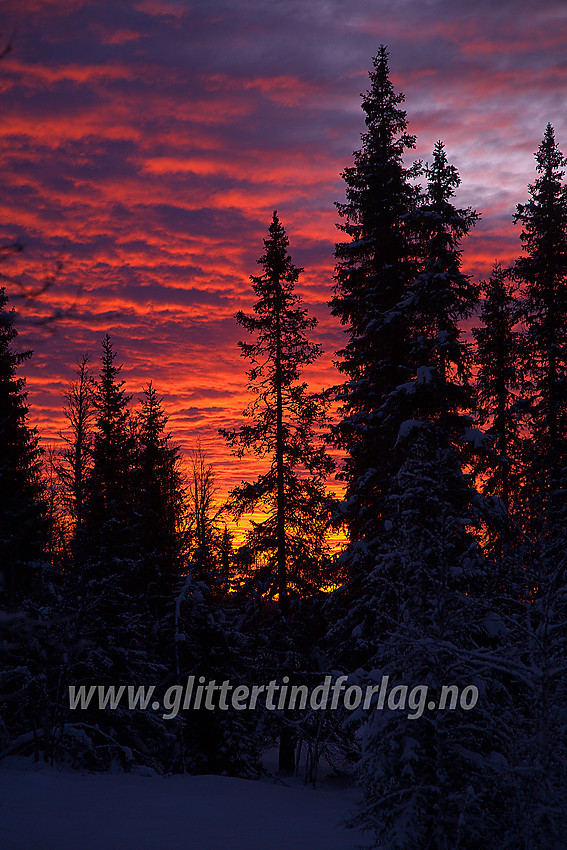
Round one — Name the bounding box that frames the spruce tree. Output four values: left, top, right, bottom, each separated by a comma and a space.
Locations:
0, 286, 44, 605
221, 210, 335, 774
221, 211, 334, 609
472, 263, 527, 615
0, 285, 48, 758
473, 263, 522, 516
330, 129, 520, 848
136, 381, 187, 610
351, 428, 516, 850
512, 124, 567, 848
330, 45, 421, 550
58, 355, 95, 547
328, 48, 422, 675
514, 123, 567, 530
131, 380, 189, 687
83, 334, 137, 567
66, 338, 179, 772
404, 141, 479, 398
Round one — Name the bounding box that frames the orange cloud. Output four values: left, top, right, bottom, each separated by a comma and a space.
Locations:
3, 0, 564, 545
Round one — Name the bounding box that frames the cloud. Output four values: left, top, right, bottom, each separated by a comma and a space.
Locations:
1, 0, 564, 499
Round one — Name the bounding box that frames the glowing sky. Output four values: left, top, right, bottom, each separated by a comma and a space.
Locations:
2, 0, 567, 519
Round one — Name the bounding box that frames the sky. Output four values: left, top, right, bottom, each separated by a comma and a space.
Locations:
1, 0, 567, 527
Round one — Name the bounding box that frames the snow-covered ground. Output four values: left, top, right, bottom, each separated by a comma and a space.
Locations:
0, 756, 362, 849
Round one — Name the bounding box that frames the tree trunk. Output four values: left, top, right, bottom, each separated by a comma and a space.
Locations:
278, 719, 296, 774
274, 272, 294, 772
274, 273, 287, 615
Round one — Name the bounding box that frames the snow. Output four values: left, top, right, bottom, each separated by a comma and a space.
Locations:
396, 419, 424, 443
0, 757, 360, 850
483, 611, 507, 638
463, 427, 488, 450
396, 366, 434, 396
415, 365, 434, 384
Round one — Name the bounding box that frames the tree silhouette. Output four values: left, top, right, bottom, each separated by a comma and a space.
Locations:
473, 263, 522, 516
83, 334, 137, 567
515, 123, 567, 530
221, 211, 334, 611
58, 355, 95, 546
0, 286, 44, 606
512, 124, 567, 848
330, 45, 422, 550
136, 381, 187, 623
222, 211, 335, 774
186, 444, 223, 586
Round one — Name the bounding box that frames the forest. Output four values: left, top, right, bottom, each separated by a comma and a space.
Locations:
2, 46, 567, 849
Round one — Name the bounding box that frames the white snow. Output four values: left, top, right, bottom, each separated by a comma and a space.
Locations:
483, 611, 508, 638
463, 427, 488, 450
415, 365, 434, 384
0, 757, 361, 850
396, 419, 424, 443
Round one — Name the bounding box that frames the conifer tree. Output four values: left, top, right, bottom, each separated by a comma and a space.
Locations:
330, 45, 421, 549
136, 382, 187, 624
0, 286, 44, 605
511, 124, 567, 848
514, 123, 567, 530
0, 285, 49, 759
404, 141, 479, 401
83, 334, 137, 566
350, 428, 517, 850
58, 355, 94, 546
65, 337, 178, 772
221, 211, 335, 774
330, 123, 520, 846
328, 50, 423, 671
473, 264, 522, 515
221, 211, 334, 610
137, 383, 186, 563
472, 263, 526, 608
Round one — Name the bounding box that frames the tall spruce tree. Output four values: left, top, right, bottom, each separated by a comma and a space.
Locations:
0, 286, 44, 605
0, 285, 48, 759
330, 45, 421, 550
221, 211, 335, 774
514, 123, 567, 531
221, 211, 334, 609
83, 334, 137, 567
136, 382, 187, 629
330, 116, 520, 845
511, 124, 567, 848
327, 47, 422, 671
